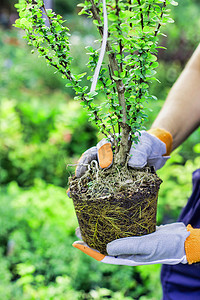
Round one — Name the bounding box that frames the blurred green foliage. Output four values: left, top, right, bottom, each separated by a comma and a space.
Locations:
0, 96, 97, 187
0, 0, 200, 299
0, 28, 98, 187
0, 180, 161, 299
55, 0, 80, 14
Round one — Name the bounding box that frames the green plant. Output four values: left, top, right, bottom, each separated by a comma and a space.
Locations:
1, 3, 199, 298
0, 97, 97, 187
0, 180, 161, 299
14, 0, 177, 167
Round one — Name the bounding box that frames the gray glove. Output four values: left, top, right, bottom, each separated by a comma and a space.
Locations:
73, 223, 190, 266
106, 223, 189, 265
75, 131, 169, 178
129, 131, 169, 170
75, 146, 98, 177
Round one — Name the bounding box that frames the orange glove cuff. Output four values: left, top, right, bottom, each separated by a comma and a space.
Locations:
185, 224, 200, 264
148, 128, 173, 156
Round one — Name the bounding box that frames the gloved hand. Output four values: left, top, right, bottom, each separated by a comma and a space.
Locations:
73, 223, 200, 266
75, 128, 173, 178
67, 128, 172, 196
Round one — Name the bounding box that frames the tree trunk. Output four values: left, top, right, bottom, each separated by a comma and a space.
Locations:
114, 80, 131, 166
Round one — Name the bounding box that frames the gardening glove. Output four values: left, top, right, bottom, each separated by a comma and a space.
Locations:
73, 223, 200, 266
75, 128, 172, 178
74, 138, 113, 178
67, 140, 113, 197
129, 128, 172, 170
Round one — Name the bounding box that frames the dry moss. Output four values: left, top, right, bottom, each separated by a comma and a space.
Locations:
69, 162, 162, 255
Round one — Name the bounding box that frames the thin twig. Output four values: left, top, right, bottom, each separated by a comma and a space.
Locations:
137, 0, 144, 30
154, 1, 166, 36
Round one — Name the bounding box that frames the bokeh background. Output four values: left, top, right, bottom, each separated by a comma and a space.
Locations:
0, 0, 200, 299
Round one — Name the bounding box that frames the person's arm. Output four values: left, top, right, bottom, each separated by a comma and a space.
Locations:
151, 43, 200, 150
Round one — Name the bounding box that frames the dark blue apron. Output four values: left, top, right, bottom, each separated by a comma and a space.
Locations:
161, 168, 200, 300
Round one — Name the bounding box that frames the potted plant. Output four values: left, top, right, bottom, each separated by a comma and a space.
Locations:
15, 0, 176, 254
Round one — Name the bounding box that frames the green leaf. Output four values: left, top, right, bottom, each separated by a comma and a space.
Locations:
148, 54, 157, 62
193, 143, 200, 154
134, 69, 141, 76
77, 72, 87, 80
93, 20, 100, 26
120, 71, 126, 78
77, 3, 85, 7
112, 75, 120, 80
18, 17, 32, 29
143, 26, 150, 33
108, 14, 118, 21
46, 8, 54, 17
114, 70, 119, 77
88, 91, 98, 97
167, 18, 174, 23
146, 69, 157, 77
65, 83, 73, 87
169, 0, 178, 6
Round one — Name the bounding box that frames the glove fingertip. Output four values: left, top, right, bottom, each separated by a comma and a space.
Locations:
98, 142, 113, 169
75, 166, 87, 178
66, 188, 71, 198
106, 242, 118, 256
73, 242, 106, 261
75, 227, 82, 239
128, 158, 147, 169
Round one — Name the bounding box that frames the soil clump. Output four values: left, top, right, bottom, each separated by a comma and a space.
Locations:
69, 162, 162, 255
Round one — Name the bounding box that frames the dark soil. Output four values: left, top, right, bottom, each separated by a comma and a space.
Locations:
69, 163, 162, 255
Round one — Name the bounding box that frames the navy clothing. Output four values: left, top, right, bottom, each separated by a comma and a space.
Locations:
161, 168, 200, 300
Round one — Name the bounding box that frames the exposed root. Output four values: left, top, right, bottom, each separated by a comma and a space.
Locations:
69, 162, 162, 255
70, 162, 159, 199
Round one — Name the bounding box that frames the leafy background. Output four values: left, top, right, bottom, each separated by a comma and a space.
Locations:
0, 0, 200, 299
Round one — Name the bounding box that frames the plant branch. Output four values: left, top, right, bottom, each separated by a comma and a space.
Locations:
137, 0, 144, 30
88, 0, 118, 76
89, 0, 131, 164
115, 0, 123, 73
129, 0, 133, 28
15, 0, 174, 168
154, 1, 166, 36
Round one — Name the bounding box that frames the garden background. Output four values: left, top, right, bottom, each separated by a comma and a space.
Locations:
0, 0, 200, 299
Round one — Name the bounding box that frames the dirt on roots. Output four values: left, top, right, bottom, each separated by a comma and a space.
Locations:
69, 162, 162, 255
